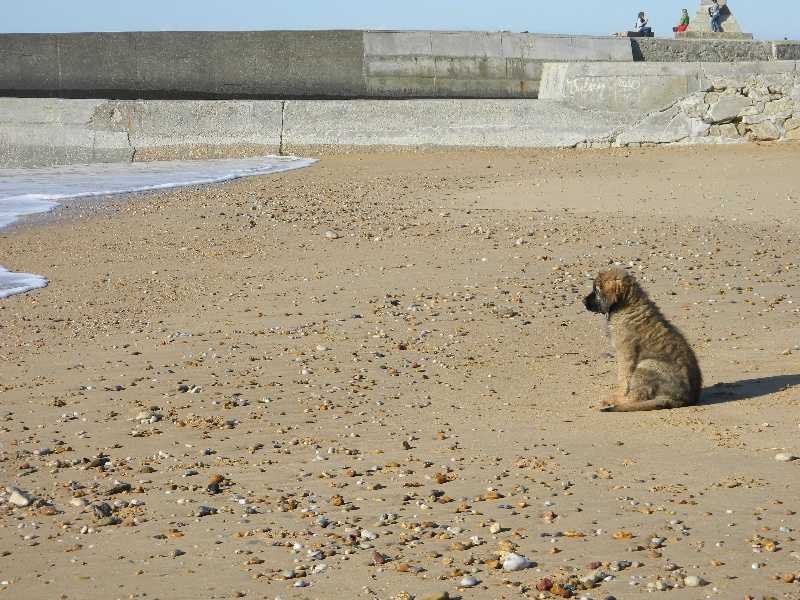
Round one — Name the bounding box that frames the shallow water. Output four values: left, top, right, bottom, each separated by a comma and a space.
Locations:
0, 155, 317, 298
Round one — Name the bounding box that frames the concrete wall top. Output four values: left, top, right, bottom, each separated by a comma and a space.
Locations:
363, 31, 633, 61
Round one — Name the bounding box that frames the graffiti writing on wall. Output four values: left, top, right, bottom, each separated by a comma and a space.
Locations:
566, 77, 641, 102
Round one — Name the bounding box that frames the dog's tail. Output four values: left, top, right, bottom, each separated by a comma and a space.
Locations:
599, 395, 694, 412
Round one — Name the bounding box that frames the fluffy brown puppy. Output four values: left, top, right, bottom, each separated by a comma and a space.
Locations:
583, 268, 702, 412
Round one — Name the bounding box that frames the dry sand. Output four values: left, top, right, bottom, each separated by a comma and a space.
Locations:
1, 145, 798, 600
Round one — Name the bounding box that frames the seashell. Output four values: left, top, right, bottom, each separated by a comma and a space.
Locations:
502, 552, 529, 571
460, 575, 478, 587
613, 530, 633, 539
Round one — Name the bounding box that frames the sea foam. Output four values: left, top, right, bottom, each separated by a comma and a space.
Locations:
0, 155, 317, 298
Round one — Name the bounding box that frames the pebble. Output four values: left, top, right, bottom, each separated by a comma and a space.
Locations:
324, 230, 340, 239
420, 593, 449, 600
775, 453, 797, 461
6, 487, 32, 507
502, 552, 529, 571
460, 575, 478, 587
684, 575, 707, 587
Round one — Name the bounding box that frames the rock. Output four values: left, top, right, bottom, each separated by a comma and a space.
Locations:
684, 574, 707, 587
502, 552, 529, 571
708, 95, 752, 123
6, 487, 32, 507
750, 120, 781, 141
325, 230, 340, 239
775, 453, 797, 461
460, 575, 478, 587
91, 502, 113, 518
420, 593, 449, 600
785, 127, 800, 140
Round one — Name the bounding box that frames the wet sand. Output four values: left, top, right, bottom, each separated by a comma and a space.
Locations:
1, 145, 799, 599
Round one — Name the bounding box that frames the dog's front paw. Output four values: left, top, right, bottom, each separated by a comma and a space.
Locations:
600, 394, 624, 408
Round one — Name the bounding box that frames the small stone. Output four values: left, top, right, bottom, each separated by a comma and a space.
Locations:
325, 230, 340, 239
684, 574, 707, 587
460, 575, 478, 588
6, 487, 32, 507
420, 593, 449, 600
489, 522, 502, 534
91, 503, 113, 518
502, 552, 529, 571
775, 453, 797, 462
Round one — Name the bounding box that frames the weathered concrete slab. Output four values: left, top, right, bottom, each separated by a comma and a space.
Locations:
539, 62, 708, 114
362, 32, 633, 99
539, 60, 800, 115
0, 98, 284, 167
0, 31, 366, 99
280, 99, 631, 153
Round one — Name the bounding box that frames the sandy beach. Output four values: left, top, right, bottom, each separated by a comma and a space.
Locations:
1, 145, 798, 599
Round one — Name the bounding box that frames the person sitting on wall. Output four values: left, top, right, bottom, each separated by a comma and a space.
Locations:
635, 12, 652, 37
709, 0, 722, 32
673, 8, 689, 32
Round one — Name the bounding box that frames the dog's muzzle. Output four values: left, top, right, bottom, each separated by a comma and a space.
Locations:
583, 292, 601, 313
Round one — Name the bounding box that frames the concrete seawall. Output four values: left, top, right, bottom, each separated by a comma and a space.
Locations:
0, 30, 633, 101
2, 31, 799, 167
4, 30, 799, 101
3, 58, 798, 167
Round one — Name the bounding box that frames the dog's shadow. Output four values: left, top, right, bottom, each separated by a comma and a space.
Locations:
701, 374, 800, 405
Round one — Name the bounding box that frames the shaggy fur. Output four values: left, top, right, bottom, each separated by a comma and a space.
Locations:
583, 268, 702, 412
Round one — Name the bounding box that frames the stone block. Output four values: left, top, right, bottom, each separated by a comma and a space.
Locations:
707, 94, 752, 122
763, 97, 795, 116
616, 105, 692, 144
717, 123, 740, 138
678, 95, 708, 119
749, 120, 781, 141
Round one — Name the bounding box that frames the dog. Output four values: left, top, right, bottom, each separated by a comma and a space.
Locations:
583, 268, 702, 412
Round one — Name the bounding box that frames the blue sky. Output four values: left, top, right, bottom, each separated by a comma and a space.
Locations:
0, 1, 797, 41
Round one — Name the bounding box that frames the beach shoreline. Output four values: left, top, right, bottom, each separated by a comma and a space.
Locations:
1, 146, 798, 599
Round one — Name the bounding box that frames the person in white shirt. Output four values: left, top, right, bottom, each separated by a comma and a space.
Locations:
635, 12, 652, 36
